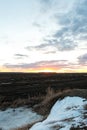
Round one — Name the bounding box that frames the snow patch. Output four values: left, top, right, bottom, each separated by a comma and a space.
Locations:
0, 107, 43, 130
30, 97, 87, 130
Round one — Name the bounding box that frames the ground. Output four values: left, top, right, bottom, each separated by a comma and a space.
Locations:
0, 73, 87, 130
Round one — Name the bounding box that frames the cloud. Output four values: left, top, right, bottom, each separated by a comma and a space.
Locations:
3, 60, 70, 69
26, 44, 50, 50
44, 37, 77, 51
26, 43, 57, 53
40, 0, 74, 14
4, 60, 83, 72
78, 53, 87, 65
40, 0, 87, 51
26, 0, 87, 53
71, 1, 87, 38
26, 35, 77, 53
14, 54, 28, 59
58, 0, 87, 36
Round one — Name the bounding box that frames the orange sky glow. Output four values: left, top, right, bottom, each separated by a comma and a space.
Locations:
0, 66, 87, 73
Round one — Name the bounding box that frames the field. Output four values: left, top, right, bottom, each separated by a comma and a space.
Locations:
0, 73, 87, 130
0, 72, 87, 110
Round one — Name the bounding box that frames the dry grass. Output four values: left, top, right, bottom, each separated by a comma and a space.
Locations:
33, 88, 87, 115
0, 87, 87, 110
0, 95, 44, 110
33, 88, 66, 115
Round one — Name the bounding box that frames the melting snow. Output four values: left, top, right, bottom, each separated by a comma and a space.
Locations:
30, 97, 87, 130
0, 107, 43, 130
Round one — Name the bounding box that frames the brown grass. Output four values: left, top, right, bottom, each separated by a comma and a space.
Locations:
0, 95, 44, 110
33, 88, 87, 115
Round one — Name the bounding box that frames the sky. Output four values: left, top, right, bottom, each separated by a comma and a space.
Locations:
0, 0, 87, 72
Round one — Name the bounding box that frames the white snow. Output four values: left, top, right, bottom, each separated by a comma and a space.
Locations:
30, 97, 87, 130
0, 97, 87, 130
0, 107, 43, 130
